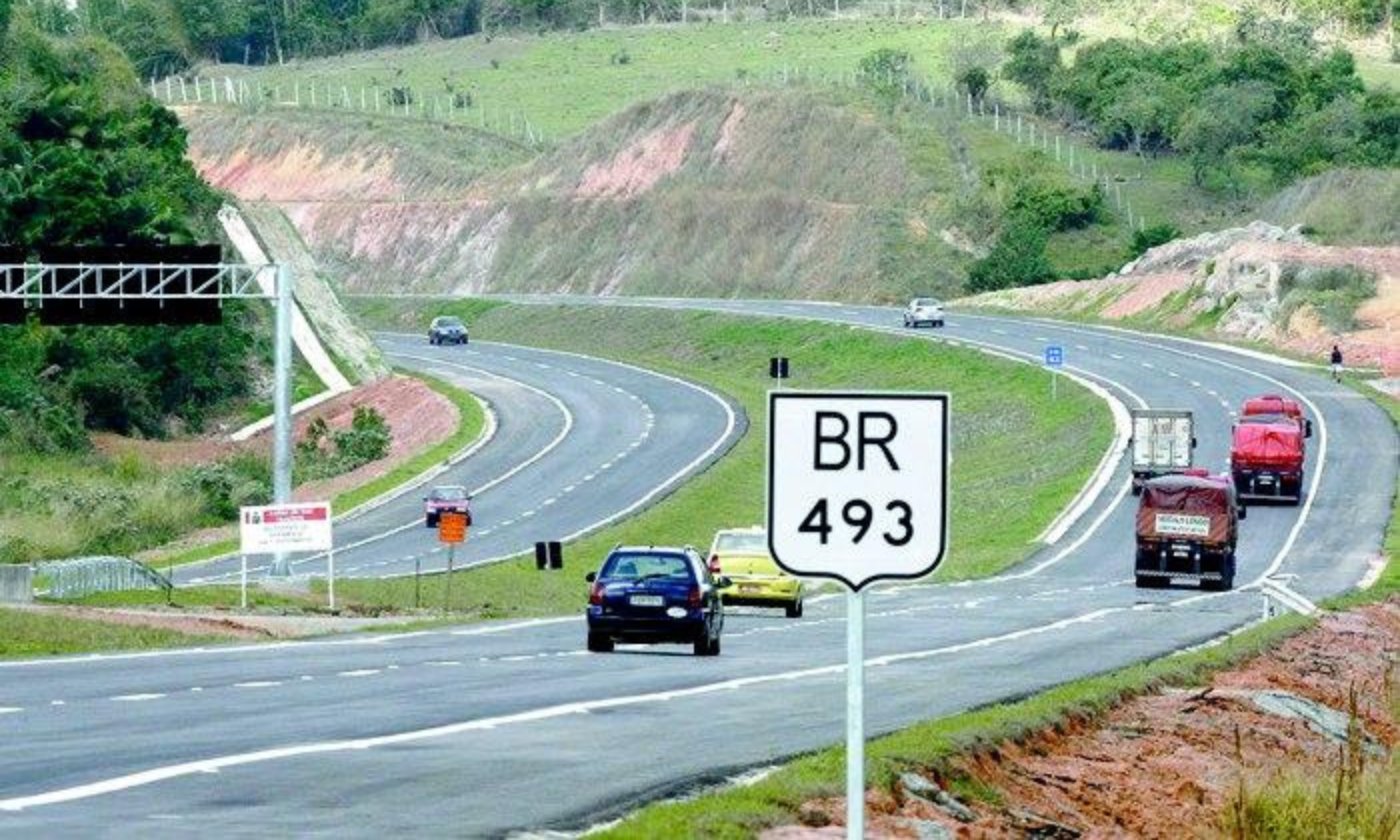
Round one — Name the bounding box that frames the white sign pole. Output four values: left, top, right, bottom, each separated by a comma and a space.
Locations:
240, 555, 248, 610
846, 588, 865, 839
328, 546, 336, 610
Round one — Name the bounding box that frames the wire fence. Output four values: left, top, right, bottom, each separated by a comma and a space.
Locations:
150, 74, 550, 148
743, 63, 1157, 232
35, 556, 173, 600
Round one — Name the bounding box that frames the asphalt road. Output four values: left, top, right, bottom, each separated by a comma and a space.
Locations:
179, 335, 740, 585
2, 301, 1393, 838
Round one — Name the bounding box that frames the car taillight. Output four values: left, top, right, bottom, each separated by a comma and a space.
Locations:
589, 582, 604, 605
708, 554, 721, 573
688, 585, 702, 608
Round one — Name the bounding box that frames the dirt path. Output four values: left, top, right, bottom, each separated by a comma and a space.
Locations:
766, 601, 1400, 838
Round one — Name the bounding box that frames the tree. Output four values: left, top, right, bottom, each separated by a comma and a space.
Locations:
1002, 30, 1061, 114
957, 66, 990, 103
1176, 82, 1274, 191
1041, 0, 1085, 40
966, 219, 1056, 293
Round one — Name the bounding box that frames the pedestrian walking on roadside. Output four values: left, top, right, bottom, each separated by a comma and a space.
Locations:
1330, 344, 1344, 382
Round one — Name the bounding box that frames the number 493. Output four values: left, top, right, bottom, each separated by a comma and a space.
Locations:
798, 498, 913, 547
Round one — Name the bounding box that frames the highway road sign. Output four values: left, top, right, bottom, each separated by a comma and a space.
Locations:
766, 390, 949, 839
769, 356, 790, 380
239, 502, 332, 554
438, 511, 469, 544
1044, 345, 1064, 367
767, 391, 949, 591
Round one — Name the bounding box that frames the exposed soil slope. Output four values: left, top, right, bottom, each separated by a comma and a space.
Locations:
961, 222, 1400, 377
766, 601, 1400, 838
182, 90, 964, 301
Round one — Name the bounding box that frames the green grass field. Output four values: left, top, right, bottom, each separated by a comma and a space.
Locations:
206, 19, 997, 141
333, 300, 1112, 618
0, 607, 223, 660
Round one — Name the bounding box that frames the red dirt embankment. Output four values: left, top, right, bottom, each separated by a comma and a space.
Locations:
768, 601, 1400, 838
96, 375, 458, 502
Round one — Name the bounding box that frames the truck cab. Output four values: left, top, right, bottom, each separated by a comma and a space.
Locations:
1231, 394, 1310, 504
1135, 471, 1243, 591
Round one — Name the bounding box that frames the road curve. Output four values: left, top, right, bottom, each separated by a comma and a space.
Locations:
179, 335, 741, 585
1, 300, 1392, 838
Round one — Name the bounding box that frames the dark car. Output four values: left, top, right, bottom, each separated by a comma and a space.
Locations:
424, 484, 471, 527
428, 316, 469, 345
585, 546, 730, 656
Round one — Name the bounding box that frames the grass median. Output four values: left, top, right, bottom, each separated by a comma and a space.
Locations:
334, 300, 1113, 619
0, 607, 225, 660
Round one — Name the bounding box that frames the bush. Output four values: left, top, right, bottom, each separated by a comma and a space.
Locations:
956, 66, 990, 103
296, 405, 392, 481
984, 160, 1104, 232
1277, 264, 1378, 332
859, 48, 914, 98
179, 452, 271, 522
1130, 223, 1182, 258
966, 220, 1056, 293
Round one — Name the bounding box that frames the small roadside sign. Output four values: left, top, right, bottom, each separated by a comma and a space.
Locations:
239, 501, 335, 610
767, 392, 949, 590
1044, 345, 1064, 367
769, 356, 790, 380
438, 511, 469, 544
240, 502, 332, 554
766, 390, 949, 840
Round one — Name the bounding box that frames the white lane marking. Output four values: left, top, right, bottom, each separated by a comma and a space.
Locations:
234, 681, 281, 689
49, 701, 64, 707
111, 694, 165, 702
0, 603, 1151, 813
1075, 344, 1088, 351
1141, 362, 1154, 369
299, 676, 314, 682
189, 687, 203, 693
338, 669, 380, 678
1110, 353, 1124, 360
1190, 380, 1201, 388
0, 707, 22, 714
1167, 371, 1180, 378
426, 660, 462, 666
452, 617, 576, 636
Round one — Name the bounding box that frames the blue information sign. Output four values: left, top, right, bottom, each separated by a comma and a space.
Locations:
1044, 345, 1065, 368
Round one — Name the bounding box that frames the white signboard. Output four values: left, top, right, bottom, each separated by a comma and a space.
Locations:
240, 502, 333, 555
767, 392, 949, 590
1155, 513, 1211, 538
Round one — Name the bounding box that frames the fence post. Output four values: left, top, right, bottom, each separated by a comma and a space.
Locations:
1055, 134, 1061, 161
361, 87, 367, 110
178, 76, 188, 103
165, 77, 173, 102
310, 83, 316, 107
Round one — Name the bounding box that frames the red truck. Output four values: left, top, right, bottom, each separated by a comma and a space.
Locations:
1230, 394, 1312, 504
1135, 470, 1244, 590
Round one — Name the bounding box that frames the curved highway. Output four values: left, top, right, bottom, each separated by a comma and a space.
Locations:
179, 335, 740, 585
1, 300, 1393, 838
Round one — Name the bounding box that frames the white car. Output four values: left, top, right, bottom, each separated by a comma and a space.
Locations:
903, 298, 945, 328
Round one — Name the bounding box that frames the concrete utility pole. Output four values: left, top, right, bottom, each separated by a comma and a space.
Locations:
270, 264, 295, 577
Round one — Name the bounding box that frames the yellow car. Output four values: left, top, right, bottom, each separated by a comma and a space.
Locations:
706, 527, 804, 618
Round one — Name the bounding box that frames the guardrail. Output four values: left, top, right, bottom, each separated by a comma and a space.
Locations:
34, 557, 173, 600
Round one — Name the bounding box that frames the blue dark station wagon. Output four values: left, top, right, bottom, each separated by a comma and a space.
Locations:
585, 546, 731, 656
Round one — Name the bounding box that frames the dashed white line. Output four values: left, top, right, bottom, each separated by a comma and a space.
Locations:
49, 701, 64, 707
1110, 353, 1124, 360
337, 669, 380, 678
111, 694, 165, 702
0, 707, 22, 714
234, 681, 282, 689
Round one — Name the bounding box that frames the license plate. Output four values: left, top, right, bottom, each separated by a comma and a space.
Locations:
741, 584, 762, 593
629, 595, 664, 607
1259, 475, 1275, 484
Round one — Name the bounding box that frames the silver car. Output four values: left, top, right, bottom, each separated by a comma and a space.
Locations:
903, 298, 945, 328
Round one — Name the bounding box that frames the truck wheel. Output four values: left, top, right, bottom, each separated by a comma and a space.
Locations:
587, 632, 614, 653
1135, 575, 1165, 589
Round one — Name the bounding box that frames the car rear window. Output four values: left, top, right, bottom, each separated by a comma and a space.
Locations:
431, 487, 468, 500
601, 552, 694, 581
435, 317, 463, 327
715, 532, 767, 553
914, 299, 938, 306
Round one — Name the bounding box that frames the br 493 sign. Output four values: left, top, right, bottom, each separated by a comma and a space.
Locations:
766, 392, 949, 591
